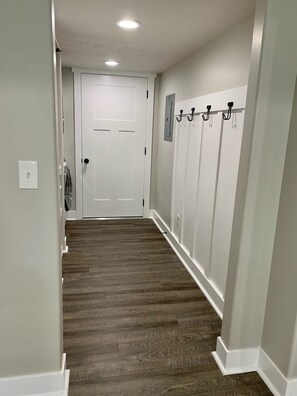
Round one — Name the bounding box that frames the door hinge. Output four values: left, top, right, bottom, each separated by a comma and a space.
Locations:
142, 199, 145, 207
144, 147, 147, 155
146, 90, 149, 99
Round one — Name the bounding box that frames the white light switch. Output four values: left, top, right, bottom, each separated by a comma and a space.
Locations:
19, 161, 38, 189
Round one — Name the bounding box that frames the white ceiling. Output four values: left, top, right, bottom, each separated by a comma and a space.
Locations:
54, 0, 255, 74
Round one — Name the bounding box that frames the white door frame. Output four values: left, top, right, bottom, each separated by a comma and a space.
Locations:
73, 68, 157, 219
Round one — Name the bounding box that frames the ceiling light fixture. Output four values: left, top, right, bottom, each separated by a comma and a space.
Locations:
105, 60, 119, 67
116, 19, 141, 30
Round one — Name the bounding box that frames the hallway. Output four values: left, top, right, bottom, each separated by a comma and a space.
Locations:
63, 219, 271, 395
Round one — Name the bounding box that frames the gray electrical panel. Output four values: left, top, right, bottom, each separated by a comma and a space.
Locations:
164, 93, 175, 142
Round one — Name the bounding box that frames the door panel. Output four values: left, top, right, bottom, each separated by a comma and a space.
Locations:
93, 84, 136, 121
92, 129, 111, 200
82, 74, 147, 217
118, 130, 135, 200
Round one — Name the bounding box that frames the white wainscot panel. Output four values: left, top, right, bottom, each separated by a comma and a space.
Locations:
193, 113, 222, 273
181, 116, 203, 256
170, 86, 247, 314
208, 110, 245, 296
172, 119, 189, 241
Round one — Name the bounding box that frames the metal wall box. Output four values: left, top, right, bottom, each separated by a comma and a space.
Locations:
164, 93, 175, 142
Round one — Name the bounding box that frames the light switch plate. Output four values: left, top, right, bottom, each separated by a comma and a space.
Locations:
19, 161, 38, 189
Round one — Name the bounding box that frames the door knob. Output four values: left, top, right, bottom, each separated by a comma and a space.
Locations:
84, 158, 89, 164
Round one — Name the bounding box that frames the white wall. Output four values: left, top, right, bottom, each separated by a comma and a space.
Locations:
62, 67, 76, 209
0, 0, 63, 377
154, 15, 254, 225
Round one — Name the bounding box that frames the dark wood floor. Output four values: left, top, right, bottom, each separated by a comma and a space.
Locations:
63, 219, 271, 395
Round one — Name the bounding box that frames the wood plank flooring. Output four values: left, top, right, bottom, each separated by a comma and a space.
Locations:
63, 219, 271, 396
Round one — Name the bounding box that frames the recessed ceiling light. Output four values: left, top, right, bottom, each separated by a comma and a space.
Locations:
105, 60, 119, 67
116, 19, 141, 30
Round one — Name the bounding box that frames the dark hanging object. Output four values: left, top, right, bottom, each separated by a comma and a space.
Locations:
222, 102, 234, 121
187, 107, 195, 122
64, 165, 72, 212
176, 109, 183, 123
202, 105, 211, 121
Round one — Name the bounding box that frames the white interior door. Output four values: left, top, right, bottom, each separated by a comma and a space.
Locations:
82, 74, 147, 217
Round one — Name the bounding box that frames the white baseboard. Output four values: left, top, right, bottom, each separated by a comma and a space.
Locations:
258, 349, 297, 396
212, 336, 259, 375
62, 237, 68, 255
66, 210, 76, 220
0, 353, 69, 396
213, 338, 297, 396
152, 210, 223, 318
148, 209, 154, 218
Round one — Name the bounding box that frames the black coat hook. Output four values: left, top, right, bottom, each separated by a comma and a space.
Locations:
222, 102, 234, 121
187, 107, 195, 122
176, 110, 183, 123
202, 105, 211, 121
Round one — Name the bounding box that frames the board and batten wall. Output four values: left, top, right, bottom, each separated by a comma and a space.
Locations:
153, 14, 254, 226
0, 0, 63, 381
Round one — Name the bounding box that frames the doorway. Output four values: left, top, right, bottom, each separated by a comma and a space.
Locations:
73, 70, 156, 219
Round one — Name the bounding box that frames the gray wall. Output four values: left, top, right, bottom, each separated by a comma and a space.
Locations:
153, 15, 254, 226
219, 0, 297, 376
0, 0, 63, 377
62, 67, 76, 209
261, 79, 297, 379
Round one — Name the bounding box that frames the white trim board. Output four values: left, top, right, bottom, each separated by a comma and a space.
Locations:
73, 68, 156, 220
212, 336, 259, 375
66, 210, 76, 220
72, 68, 157, 79
258, 349, 297, 396
148, 209, 154, 218
213, 339, 297, 396
62, 236, 68, 255
175, 85, 247, 115
0, 354, 69, 396
152, 210, 223, 318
